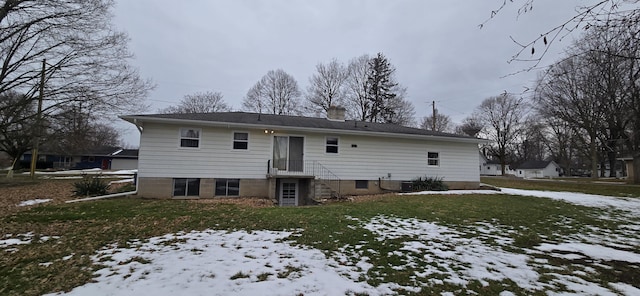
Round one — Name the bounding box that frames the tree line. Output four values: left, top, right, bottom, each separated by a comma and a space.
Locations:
164, 53, 417, 126
467, 21, 640, 179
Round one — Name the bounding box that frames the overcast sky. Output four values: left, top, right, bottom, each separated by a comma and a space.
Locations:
112, 0, 593, 146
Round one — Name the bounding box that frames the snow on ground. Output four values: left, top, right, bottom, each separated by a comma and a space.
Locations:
405, 187, 640, 215
18, 198, 51, 206
1, 233, 59, 253
45, 230, 393, 296
34, 188, 640, 295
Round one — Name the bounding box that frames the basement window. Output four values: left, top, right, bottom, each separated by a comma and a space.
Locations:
427, 152, 440, 167
173, 178, 200, 196
355, 180, 368, 189
216, 179, 240, 196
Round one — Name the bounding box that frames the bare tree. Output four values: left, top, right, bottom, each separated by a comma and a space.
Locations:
344, 55, 371, 120
535, 56, 604, 178
456, 116, 484, 137
159, 91, 231, 114
421, 111, 452, 132
515, 116, 549, 162
305, 59, 348, 116
534, 23, 640, 178
475, 93, 528, 175
0, 0, 152, 120
47, 103, 121, 156
0, 91, 36, 165
384, 86, 415, 126
242, 69, 302, 115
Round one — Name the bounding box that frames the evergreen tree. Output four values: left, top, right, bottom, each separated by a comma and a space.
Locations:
366, 53, 398, 123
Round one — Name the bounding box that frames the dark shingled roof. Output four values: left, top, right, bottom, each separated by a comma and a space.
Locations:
123, 112, 476, 140
515, 160, 554, 170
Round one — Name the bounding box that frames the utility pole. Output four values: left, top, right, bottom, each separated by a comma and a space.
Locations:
432, 100, 436, 131
30, 59, 45, 179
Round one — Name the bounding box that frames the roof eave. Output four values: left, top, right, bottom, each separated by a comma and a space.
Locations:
120, 115, 485, 144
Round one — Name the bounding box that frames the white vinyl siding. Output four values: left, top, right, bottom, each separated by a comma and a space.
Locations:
301, 134, 479, 182
138, 123, 480, 182
138, 123, 271, 179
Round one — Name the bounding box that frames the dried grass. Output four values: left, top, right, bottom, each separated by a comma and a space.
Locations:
0, 180, 76, 217
191, 197, 275, 208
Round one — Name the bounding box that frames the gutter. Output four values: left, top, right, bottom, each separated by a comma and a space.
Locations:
120, 115, 485, 144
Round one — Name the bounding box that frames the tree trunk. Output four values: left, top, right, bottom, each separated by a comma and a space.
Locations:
590, 137, 598, 179
633, 154, 640, 184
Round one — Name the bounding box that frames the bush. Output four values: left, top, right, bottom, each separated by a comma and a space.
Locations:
73, 174, 109, 197
412, 176, 448, 192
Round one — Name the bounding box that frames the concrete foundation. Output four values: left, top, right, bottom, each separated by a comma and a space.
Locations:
135, 177, 480, 202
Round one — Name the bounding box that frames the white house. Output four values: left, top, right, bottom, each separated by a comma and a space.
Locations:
514, 160, 562, 178
121, 107, 483, 206
479, 152, 510, 176
109, 149, 139, 170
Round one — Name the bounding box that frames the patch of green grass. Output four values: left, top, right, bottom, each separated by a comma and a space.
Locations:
481, 176, 640, 197
0, 193, 635, 295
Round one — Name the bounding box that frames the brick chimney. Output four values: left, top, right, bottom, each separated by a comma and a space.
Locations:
326, 105, 346, 122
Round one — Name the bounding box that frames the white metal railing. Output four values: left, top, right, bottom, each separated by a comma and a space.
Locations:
267, 160, 341, 199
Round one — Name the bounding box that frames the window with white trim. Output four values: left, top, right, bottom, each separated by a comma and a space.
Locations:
326, 137, 339, 153
215, 179, 240, 196
427, 152, 440, 166
180, 128, 200, 148
233, 132, 248, 150
173, 178, 200, 196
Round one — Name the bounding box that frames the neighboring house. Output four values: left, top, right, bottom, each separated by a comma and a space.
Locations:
479, 152, 510, 176
596, 162, 624, 178
513, 160, 562, 178
72, 146, 124, 169
110, 149, 139, 170
618, 156, 639, 184
21, 146, 139, 170
121, 107, 483, 206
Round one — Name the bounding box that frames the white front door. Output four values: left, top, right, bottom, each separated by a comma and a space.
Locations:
279, 179, 298, 206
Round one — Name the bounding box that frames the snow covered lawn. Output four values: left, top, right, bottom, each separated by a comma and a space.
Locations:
5, 188, 640, 295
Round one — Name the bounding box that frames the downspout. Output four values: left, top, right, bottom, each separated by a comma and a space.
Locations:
378, 177, 396, 192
